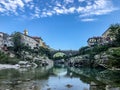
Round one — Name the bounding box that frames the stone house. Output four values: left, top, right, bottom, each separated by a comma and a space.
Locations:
87, 36, 103, 46
87, 36, 112, 47
32, 36, 44, 47
87, 28, 114, 47
20, 30, 48, 49
0, 32, 13, 50
20, 30, 39, 49
102, 28, 114, 41
0, 30, 48, 50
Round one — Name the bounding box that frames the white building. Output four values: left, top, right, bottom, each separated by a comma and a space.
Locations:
0, 30, 48, 50
0, 32, 13, 49
6, 36, 14, 47
20, 30, 40, 49
0, 32, 4, 48
32, 36, 44, 47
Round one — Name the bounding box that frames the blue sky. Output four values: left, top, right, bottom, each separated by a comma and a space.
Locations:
0, 0, 120, 50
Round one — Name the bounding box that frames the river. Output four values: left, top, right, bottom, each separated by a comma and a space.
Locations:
0, 65, 120, 90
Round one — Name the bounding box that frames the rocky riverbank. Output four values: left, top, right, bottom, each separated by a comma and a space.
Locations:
0, 64, 19, 70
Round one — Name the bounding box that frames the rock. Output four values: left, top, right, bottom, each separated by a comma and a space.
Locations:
17, 80, 22, 84
46, 84, 49, 86
6, 89, 10, 90
26, 79, 31, 81
47, 88, 51, 90
66, 84, 73, 88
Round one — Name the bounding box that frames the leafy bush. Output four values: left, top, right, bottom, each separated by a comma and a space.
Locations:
0, 51, 19, 64
107, 48, 120, 68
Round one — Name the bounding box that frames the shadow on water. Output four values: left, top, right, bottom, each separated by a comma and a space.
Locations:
0, 65, 120, 90
68, 67, 120, 90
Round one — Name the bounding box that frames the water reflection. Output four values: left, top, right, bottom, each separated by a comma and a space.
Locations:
52, 66, 67, 76
68, 67, 120, 90
0, 65, 120, 90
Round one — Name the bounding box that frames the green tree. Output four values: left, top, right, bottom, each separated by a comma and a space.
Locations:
108, 48, 120, 68
38, 46, 51, 59
12, 32, 22, 57
0, 51, 19, 64
79, 46, 90, 55
0, 51, 8, 62
108, 24, 120, 46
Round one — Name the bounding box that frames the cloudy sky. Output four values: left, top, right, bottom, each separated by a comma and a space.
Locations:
0, 0, 120, 50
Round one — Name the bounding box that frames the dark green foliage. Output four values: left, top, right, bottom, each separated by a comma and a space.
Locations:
102, 24, 120, 68
92, 45, 109, 54
22, 44, 31, 51
108, 48, 120, 68
79, 46, 90, 55
0, 51, 19, 64
11, 32, 22, 57
78, 24, 120, 68
38, 46, 52, 59
79, 45, 110, 56
108, 24, 120, 46
114, 28, 120, 46
0, 51, 8, 62
53, 55, 66, 60
78, 45, 111, 67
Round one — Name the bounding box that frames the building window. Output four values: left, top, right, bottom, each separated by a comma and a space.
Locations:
26, 43, 29, 46
36, 44, 38, 47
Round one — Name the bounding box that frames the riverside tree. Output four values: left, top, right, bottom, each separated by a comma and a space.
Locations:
108, 24, 120, 46
12, 32, 22, 57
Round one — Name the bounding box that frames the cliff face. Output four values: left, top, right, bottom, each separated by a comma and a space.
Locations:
67, 46, 120, 69
94, 47, 120, 69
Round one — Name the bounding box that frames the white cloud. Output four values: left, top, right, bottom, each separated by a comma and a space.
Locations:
29, 4, 34, 10
64, 0, 74, 4
68, 7, 76, 13
0, 0, 118, 20
56, 2, 62, 7
86, 1, 92, 5
33, 7, 40, 18
43, 0, 118, 20
0, 0, 24, 14
24, 0, 32, 3
81, 18, 97, 22
0, 6, 5, 12
53, 7, 64, 14
53, 6, 76, 15
78, 0, 85, 2
80, 0, 118, 17
41, 11, 54, 17
46, 12, 53, 16
76, 6, 84, 13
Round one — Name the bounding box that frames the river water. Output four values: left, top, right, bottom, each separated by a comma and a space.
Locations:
0, 65, 120, 90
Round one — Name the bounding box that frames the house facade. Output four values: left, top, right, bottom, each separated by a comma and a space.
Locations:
20, 30, 48, 49
20, 30, 39, 49
87, 36, 111, 47
32, 36, 43, 47
0, 32, 4, 48
31, 36, 49, 48
102, 28, 111, 38
0, 32, 13, 49
87, 36, 103, 46
102, 27, 120, 41
0, 30, 48, 50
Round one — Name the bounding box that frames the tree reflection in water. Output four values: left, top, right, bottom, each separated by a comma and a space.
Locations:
0, 66, 120, 90
68, 67, 120, 90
